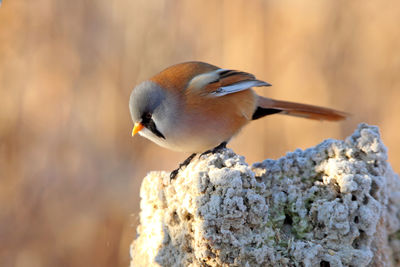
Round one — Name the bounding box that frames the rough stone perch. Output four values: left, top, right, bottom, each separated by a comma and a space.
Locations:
130, 124, 400, 267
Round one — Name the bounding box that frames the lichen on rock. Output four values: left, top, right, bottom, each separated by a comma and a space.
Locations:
130, 124, 400, 267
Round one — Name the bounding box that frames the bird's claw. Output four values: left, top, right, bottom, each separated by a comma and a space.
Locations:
170, 169, 179, 180
170, 153, 197, 180
200, 141, 227, 157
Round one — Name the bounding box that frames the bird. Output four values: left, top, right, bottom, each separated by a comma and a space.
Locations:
129, 61, 347, 179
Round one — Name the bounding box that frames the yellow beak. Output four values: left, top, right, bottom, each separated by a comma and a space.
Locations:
132, 122, 144, 136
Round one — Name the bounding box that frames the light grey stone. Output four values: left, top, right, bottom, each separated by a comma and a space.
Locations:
130, 123, 400, 267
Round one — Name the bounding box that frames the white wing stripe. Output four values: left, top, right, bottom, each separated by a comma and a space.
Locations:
210, 80, 271, 97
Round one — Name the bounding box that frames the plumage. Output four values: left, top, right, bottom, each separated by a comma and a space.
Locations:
187, 67, 270, 96
211, 80, 270, 97
129, 61, 347, 155
255, 96, 348, 121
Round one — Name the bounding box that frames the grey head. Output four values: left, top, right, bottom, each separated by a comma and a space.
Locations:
129, 81, 179, 141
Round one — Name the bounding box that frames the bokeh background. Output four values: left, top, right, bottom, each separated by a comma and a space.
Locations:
1, 0, 399, 266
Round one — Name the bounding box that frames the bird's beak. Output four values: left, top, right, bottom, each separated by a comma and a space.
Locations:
132, 122, 144, 136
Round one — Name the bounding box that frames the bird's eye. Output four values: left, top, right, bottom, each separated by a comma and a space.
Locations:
142, 112, 152, 123
140, 111, 165, 139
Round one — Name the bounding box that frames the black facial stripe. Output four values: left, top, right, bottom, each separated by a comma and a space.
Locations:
141, 112, 152, 124
145, 119, 165, 139
141, 112, 165, 139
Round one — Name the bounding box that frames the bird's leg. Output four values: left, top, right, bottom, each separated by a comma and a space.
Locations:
200, 141, 227, 157
170, 153, 197, 180
170, 142, 227, 180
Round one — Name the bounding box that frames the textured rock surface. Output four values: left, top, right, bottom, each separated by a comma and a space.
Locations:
130, 124, 400, 267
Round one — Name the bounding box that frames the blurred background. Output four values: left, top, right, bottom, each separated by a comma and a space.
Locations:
0, 0, 399, 266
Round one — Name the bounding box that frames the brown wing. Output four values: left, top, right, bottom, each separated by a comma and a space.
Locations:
150, 61, 219, 94
188, 69, 270, 96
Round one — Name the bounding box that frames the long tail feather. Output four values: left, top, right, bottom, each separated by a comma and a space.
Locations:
254, 96, 348, 121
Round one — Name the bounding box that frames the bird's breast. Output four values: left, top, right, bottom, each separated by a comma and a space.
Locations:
161, 90, 256, 152
139, 89, 257, 153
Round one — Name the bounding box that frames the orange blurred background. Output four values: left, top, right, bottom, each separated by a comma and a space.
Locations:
1, 0, 399, 266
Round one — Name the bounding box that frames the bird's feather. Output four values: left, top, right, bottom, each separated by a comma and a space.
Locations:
255, 96, 348, 121
188, 68, 271, 96
211, 79, 270, 96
